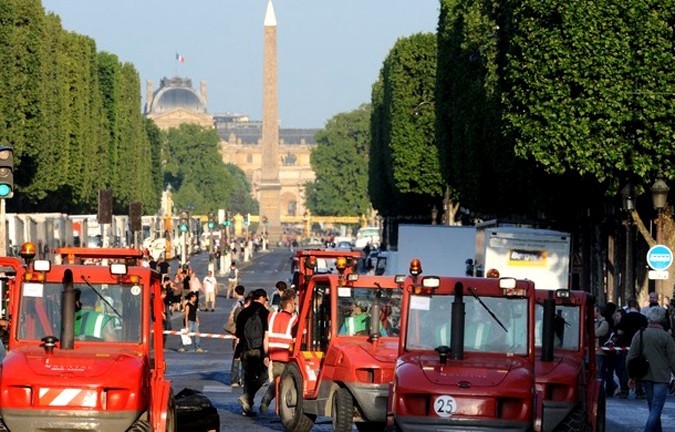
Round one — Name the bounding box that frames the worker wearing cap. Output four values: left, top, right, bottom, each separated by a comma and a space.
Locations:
340, 301, 370, 335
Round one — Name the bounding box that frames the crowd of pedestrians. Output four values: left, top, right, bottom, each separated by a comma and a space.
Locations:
595, 293, 675, 431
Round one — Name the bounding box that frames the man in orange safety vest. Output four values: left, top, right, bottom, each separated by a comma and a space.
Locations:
259, 289, 298, 415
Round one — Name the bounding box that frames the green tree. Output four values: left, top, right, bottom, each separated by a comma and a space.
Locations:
305, 105, 371, 216
164, 124, 256, 215
0, 3, 161, 213
501, 0, 675, 193
144, 118, 164, 208
224, 164, 258, 216
370, 33, 443, 218
434, 0, 611, 223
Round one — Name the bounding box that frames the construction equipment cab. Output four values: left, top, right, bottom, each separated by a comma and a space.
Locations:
279, 255, 408, 432
386, 261, 536, 431
292, 249, 362, 302
535, 289, 605, 431
0, 244, 175, 432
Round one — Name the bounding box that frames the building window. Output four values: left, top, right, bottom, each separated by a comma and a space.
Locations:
282, 153, 297, 166
247, 154, 253, 163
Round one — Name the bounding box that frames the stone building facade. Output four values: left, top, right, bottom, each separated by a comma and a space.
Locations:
144, 76, 318, 218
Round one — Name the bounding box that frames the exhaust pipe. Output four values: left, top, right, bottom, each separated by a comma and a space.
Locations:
451, 282, 465, 360
60, 270, 75, 350
541, 291, 555, 362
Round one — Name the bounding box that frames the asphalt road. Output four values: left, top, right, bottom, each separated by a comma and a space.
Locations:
163, 247, 675, 432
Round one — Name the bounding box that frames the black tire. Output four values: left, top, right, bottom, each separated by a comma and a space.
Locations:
356, 421, 386, 432
332, 387, 354, 432
279, 364, 315, 432
166, 388, 177, 432
554, 402, 591, 432
126, 419, 151, 432
595, 392, 606, 432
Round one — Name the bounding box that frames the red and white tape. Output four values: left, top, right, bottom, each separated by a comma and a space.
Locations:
156, 330, 235, 340
597, 346, 629, 352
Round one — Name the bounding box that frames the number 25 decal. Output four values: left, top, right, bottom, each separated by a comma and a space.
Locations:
434, 395, 457, 418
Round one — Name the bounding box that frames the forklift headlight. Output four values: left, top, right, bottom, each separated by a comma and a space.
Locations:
110, 263, 128, 275
555, 289, 570, 298
347, 273, 359, 282
33, 260, 51, 272
421, 277, 440, 289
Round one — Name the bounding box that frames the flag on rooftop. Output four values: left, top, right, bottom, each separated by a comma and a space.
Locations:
175, 53, 185, 63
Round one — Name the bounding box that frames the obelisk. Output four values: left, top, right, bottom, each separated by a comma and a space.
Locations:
258, 0, 282, 244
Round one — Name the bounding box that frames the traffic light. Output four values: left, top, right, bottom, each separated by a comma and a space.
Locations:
129, 202, 142, 232
208, 212, 216, 230
97, 189, 113, 224
179, 211, 189, 232
0, 146, 14, 198
223, 211, 232, 227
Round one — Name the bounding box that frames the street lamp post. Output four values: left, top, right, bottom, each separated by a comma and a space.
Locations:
621, 183, 636, 302
651, 176, 670, 303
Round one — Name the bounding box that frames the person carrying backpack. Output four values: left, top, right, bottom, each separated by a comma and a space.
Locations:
235, 288, 270, 417
228, 285, 247, 387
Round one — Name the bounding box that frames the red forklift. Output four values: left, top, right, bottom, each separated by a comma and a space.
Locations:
0, 244, 175, 431
386, 260, 537, 431
534, 289, 605, 431
278, 256, 407, 432
291, 249, 363, 301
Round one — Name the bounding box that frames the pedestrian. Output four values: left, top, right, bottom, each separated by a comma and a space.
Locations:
160, 287, 172, 345
157, 256, 170, 278
235, 288, 270, 417
177, 292, 205, 353
612, 307, 630, 398
626, 307, 675, 432
202, 270, 218, 312
642, 292, 671, 334
617, 298, 649, 398
226, 262, 239, 299
260, 290, 298, 415
594, 305, 613, 395
228, 286, 248, 388
668, 298, 675, 340
189, 268, 202, 308
269, 280, 287, 312
601, 302, 618, 397
148, 254, 157, 270
173, 267, 186, 311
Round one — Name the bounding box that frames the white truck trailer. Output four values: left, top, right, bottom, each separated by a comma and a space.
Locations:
376, 224, 477, 276
377, 224, 572, 291
476, 226, 571, 290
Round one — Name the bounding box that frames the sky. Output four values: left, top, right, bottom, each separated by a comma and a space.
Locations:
42, 0, 440, 129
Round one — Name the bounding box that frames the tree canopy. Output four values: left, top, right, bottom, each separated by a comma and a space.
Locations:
0, 0, 161, 213
163, 124, 257, 215
370, 33, 444, 219
305, 105, 371, 216
501, 0, 675, 194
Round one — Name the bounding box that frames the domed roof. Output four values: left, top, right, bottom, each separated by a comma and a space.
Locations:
148, 77, 207, 114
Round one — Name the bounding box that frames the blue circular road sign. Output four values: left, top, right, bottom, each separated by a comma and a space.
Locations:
646, 245, 673, 271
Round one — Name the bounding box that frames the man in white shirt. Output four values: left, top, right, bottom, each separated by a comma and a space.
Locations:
202, 270, 218, 312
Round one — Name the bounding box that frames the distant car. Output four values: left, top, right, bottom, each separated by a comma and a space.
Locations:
336, 241, 354, 250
